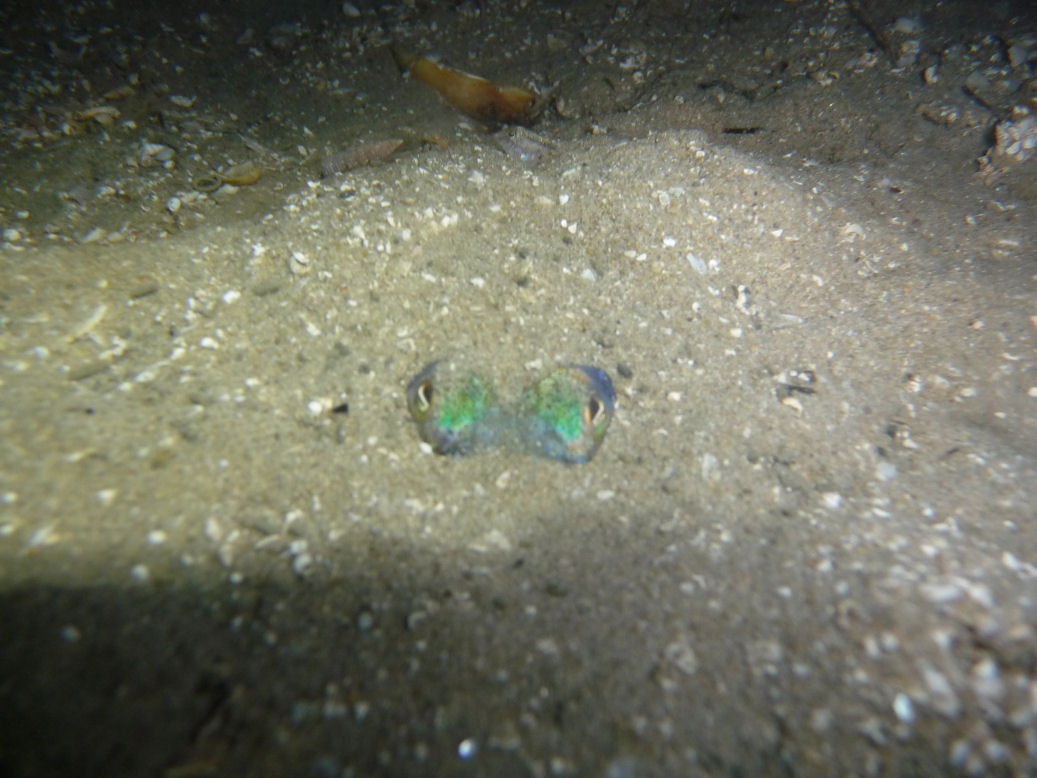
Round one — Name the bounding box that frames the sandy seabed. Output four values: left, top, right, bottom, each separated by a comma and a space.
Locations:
1, 1, 1035, 775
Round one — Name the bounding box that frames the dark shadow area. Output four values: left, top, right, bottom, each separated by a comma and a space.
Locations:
0, 512, 991, 778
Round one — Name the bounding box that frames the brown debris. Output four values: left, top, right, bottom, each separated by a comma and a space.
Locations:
219, 160, 263, 187
391, 48, 539, 130
320, 138, 404, 177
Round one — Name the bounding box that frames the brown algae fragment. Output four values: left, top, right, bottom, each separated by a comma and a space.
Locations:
391, 48, 539, 129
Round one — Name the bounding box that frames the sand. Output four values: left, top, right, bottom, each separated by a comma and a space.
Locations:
1, 1, 1035, 775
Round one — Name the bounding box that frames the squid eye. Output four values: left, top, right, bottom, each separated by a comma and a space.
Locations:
415, 379, 434, 413
584, 396, 605, 427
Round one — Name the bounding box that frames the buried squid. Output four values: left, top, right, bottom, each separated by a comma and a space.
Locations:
406, 361, 615, 463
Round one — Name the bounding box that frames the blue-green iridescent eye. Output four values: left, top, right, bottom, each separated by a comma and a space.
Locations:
405, 361, 500, 455
519, 365, 616, 463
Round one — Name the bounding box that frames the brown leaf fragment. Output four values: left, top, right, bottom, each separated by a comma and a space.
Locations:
391, 48, 539, 129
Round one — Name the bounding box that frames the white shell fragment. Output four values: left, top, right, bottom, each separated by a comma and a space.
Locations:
893, 693, 916, 724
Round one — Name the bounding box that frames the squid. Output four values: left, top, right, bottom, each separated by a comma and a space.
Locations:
406, 361, 615, 463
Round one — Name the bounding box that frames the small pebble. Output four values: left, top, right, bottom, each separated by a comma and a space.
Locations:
687, 252, 708, 275
80, 227, 105, 244
1007, 44, 1028, 68
205, 517, 222, 542
701, 453, 720, 480
920, 662, 962, 718
892, 17, 922, 34
96, 488, 117, 507
292, 553, 313, 576
664, 640, 699, 676
27, 525, 59, 548
893, 692, 915, 723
